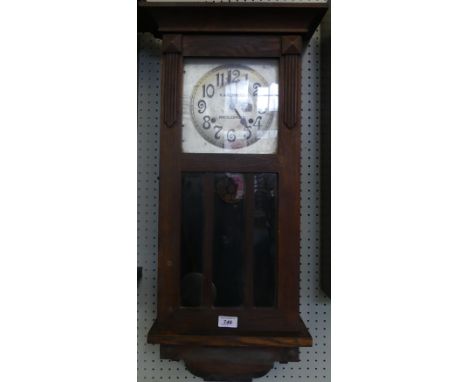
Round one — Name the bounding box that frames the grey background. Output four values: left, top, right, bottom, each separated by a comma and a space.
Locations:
137, 3, 330, 379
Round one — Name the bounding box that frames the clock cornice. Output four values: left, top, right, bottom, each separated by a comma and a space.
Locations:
138, 1, 328, 40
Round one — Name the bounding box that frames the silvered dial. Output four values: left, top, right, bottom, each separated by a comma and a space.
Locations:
190, 64, 274, 150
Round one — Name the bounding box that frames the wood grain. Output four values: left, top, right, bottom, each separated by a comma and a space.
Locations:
139, 2, 328, 40
149, 317, 312, 348
161, 346, 298, 382
181, 154, 278, 173
281, 36, 302, 129
183, 35, 281, 57
162, 34, 182, 128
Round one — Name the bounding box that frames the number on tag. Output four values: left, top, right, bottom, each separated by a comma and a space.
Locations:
218, 315, 238, 328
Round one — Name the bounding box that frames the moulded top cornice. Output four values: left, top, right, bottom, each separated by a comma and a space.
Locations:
138, 1, 328, 40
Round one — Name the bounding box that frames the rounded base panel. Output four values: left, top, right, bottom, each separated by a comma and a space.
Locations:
161, 345, 299, 382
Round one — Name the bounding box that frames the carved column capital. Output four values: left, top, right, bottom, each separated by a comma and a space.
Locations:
281, 35, 302, 55
162, 34, 182, 54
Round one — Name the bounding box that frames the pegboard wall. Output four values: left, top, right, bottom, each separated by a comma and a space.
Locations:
137, 3, 330, 380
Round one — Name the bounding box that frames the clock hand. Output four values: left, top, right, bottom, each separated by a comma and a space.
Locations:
232, 106, 242, 119
232, 106, 249, 128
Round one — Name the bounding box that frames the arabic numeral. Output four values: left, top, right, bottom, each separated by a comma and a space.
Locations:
244, 125, 252, 140
197, 100, 206, 114
216, 73, 224, 87
253, 116, 262, 128
227, 129, 236, 142
253, 82, 261, 96
253, 117, 262, 128
202, 84, 215, 98
202, 116, 211, 129
227, 69, 240, 84
214, 125, 223, 139
232, 69, 240, 82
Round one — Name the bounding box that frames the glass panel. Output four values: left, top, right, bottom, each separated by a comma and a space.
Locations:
253, 173, 277, 306
182, 59, 279, 154
180, 173, 204, 307
180, 172, 278, 308
213, 173, 245, 306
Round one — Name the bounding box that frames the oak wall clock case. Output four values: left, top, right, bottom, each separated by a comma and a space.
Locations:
138, 2, 328, 381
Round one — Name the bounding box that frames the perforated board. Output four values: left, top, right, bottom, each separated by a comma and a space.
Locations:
137, 5, 330, 380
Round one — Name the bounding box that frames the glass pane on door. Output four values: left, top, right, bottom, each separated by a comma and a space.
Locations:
253, 173, 277, 307
180, 173, 204, 307
180, 172, 278, 308
213, 173, 245, 307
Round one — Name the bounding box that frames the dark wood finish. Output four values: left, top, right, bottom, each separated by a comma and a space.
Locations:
281, 35, 303, 55
160, 346, 299, 382
149, 316, 311, 347
183, 35, 281, 58
139, 2, 327, 40
155, 39, 305, 330
156, 33, 183, 322
281, 36, 302, 129
161, 34, 182, 128
276, 50, 302, 326
320, 9, 331, 298
182, 348, 275, 382
160, 345, 299, 363
139, 2, 328, 380
152, 307, 301, 334
162, 33, 182, 53
181, 154, 278, 173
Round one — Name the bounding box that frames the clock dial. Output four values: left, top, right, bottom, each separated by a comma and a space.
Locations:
182, 59, 278, 154
191, 65, 274, 150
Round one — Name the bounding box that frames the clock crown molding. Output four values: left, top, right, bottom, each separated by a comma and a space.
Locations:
138, 1, 328, 41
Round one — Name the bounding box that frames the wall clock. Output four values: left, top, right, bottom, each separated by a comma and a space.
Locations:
138, 2, 328, 381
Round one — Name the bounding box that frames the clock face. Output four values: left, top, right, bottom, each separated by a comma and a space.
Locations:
182, 59, 279, 154
191, 65, 274, 149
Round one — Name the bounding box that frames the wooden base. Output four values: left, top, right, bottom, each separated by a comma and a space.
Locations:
148, 318, 312, 348
148, 319, 311, 381
161, 345, 299, 382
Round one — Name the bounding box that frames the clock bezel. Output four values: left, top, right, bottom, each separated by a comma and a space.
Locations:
185, 60, 278, 153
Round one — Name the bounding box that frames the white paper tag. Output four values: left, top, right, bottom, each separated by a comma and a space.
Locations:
218, 315, 238, 328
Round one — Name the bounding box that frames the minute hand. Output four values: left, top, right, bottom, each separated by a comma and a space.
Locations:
233, 107, 249, 128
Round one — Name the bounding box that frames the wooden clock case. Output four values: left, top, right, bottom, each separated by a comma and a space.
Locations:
138, 2, 328, 381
